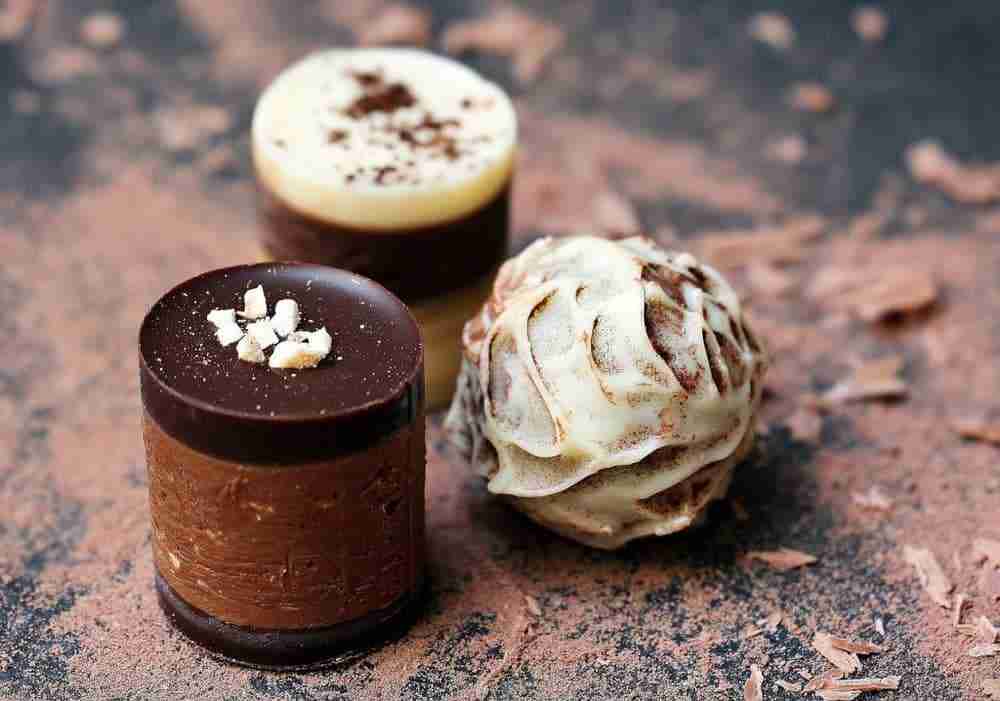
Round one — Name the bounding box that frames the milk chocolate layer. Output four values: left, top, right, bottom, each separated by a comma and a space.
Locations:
256, 184, 510, 302
146, 412, 425, 630
139, 263, 423, 463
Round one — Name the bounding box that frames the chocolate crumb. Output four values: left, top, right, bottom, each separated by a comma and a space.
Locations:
745, 547, 818, 571
902, 544, 954, 608
789, 82, 836, 113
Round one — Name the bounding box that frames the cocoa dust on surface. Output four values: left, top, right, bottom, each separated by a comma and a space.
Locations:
3, 1, 999, 699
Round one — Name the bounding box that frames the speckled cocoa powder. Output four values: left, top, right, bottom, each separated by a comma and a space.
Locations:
3, 1, 1000, 699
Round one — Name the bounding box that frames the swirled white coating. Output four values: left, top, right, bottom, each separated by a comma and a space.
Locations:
446, 235, 767, 548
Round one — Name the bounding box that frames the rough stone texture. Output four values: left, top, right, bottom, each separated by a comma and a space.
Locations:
2, 1, 999, 699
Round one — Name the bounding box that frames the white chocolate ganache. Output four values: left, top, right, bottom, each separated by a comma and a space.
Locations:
252, 48, 517, 231
446, 236, 768, 549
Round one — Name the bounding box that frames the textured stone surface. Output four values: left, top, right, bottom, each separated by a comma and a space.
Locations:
2, 1, 999, 699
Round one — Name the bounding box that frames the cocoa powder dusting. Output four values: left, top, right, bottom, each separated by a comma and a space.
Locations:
4, 2, 1000, 699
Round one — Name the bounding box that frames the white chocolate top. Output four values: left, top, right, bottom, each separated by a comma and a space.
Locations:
461, 236, 767, 500
252, 48, 518, 231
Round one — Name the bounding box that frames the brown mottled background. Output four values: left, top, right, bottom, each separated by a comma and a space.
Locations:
2, 1, 999, 699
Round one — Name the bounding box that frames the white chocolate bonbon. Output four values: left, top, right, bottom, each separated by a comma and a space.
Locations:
446, 236, 768, 549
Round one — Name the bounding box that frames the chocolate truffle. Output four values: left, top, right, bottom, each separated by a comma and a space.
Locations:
252, 48, 517, 410
139, 263, 425, 667
446, 236, 768, 549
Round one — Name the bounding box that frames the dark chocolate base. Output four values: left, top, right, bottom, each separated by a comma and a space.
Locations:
155, 571, 425, 670
257, 184, 510, 302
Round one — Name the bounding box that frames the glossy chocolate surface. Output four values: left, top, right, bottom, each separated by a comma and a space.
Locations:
256, 184, 510, 302
139, 263, 423, 463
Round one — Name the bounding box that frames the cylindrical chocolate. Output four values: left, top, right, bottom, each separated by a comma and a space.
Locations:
251, 48, 517, 409
139, 263, 425, 668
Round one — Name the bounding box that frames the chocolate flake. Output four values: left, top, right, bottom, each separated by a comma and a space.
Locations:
975, 615, 999, 644
442, 6, 565, 83
953, 593, 968, 627
789, 82, 835, 113
972, 538, 1000, 566
902, 544, 954, 608
951, 418, 1000, 445
743, 663, 763, 701
809, 264, 938, 322
357, 3, 431, 47
748, 12, 795, 51
818, 356, 907, 407
746, 547, 818, 571
906, 140, 1000, 204
828, 636, 884, 655
851, 486, 893, 512
812, 632, 862, 673
697, 215, 824, 268
851, 6, 889, 43
968, 643, 1000, 658
816, 676, 902, 698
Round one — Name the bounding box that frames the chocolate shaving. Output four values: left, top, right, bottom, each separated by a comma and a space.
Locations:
764, 611, 783, 632
697, 215, 824, 268
593, 190, 640, 236
968, 643, 1000, 658
828, 636, 884, 655
951, 418, 1000, 445
746, 263, 797, 297
765, 135, 806, 165
746, 547, 818, 571
786, 407, 822, 443
812, 632, 862, 673
851, 486, 893, 512
906, 140, 1000, 204
981, 566, 1000, 602
443, 6, 565, 84
818, 356, 907, 406
743, 664, 763, 701
975, 616, 999, 644
809, 265, 938, 323
851, 6, 889, 43
972, 538, 1000, 566
357, 3, 431, 46
804, 669, 846, 692
816, 675, 902, 699
748, 12, 795, 51
902, 545, 954, 608
775, 679, 802, 693
524, 594, 542, 617
953, 593, 968, 627
80, 11, 125, 49
789, 82, 835, 113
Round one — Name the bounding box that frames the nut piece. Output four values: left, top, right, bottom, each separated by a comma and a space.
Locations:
206, 308, 236, 328
246, 319, 279, 349
236, 333, 266, 364
272, 299, 300, 337
268, 327, 333, 369
445, 235, 767, 549
238, 285, 267, 319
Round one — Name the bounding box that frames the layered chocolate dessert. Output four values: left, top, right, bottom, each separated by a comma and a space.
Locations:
252, 48, 517, 409
139, 263, 425, 668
